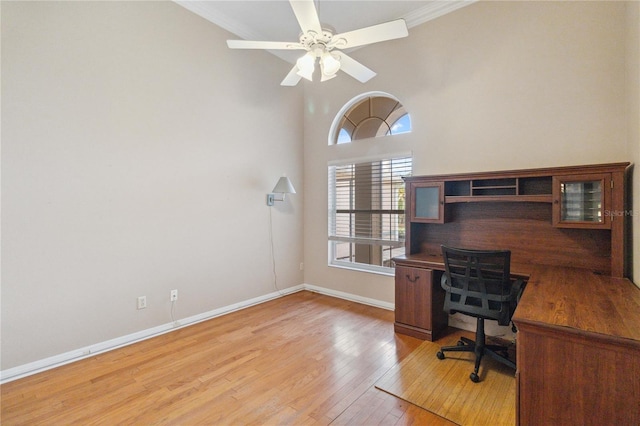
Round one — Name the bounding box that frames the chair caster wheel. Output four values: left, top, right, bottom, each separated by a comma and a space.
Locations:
436, 351, 445, 360
470, 372, 480, 383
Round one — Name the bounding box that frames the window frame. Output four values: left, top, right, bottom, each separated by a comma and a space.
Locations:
328, 91, 410, 145
328, 153, 412, 276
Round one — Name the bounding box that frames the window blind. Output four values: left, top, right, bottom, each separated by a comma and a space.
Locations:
328, 156, 412, 247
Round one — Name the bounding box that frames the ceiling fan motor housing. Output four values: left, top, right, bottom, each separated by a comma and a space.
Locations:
299, 27, 342, 53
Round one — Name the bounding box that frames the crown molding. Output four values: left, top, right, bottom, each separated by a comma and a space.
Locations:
404, 1, 477, 28
175, 1, 264, 41
175, 1, 476, 42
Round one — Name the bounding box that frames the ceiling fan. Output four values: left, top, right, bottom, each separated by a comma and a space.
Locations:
226, 0, 409, 86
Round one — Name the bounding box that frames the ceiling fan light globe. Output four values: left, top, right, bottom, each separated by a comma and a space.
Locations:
296, 68, 314, 81
296, 52, 316, 81
321, 52, 341, 76
320, 72, 337, 82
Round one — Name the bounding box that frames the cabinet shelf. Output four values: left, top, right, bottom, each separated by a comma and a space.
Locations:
471, 185, 517, 190
442, 176, 553, 199
472, 187, 517, 196
445, 194, 552, 203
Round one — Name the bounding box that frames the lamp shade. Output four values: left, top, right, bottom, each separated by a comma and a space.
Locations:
272, 176, 296, 194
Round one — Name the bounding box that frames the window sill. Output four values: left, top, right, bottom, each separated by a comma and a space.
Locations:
328, 261, 395, 277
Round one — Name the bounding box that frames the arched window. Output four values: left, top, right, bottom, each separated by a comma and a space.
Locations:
330, 93, 411, 145
328, 93, 413, 275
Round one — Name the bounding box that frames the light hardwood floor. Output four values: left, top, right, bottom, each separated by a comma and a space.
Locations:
1, 291, 456, 425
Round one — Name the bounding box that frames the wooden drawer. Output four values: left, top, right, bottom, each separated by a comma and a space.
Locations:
394, 266, 447, 341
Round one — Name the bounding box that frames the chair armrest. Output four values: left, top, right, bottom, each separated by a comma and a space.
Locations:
441, 273, 450, 291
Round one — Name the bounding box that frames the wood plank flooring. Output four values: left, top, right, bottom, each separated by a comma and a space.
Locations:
1, 291, 456, 425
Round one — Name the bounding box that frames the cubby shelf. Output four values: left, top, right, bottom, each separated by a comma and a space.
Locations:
445, 194, 553, 203
441, 176, 554, 201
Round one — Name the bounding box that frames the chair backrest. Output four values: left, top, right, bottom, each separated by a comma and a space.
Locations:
441, 245, 517, 326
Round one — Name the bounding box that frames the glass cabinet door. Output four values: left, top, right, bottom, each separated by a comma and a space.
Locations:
553, 174, 611, 228
561, 181, 602, 222
410, 182, 444, 223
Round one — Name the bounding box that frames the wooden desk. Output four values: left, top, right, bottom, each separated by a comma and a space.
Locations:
395, 255, 640, 424
394, 163, 637, 424
513, 266, 640, 425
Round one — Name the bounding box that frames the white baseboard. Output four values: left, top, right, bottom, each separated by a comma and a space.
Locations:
0, 284, 391, 384
303, 284, 395, 311
1, 284, 305, 384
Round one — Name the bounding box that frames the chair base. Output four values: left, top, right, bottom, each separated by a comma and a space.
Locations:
436, 318, 515, 383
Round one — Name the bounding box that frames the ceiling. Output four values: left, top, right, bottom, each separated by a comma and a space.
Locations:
174, 1, 474, 63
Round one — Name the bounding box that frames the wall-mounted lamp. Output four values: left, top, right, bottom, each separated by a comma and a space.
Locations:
266, 176, 296, 206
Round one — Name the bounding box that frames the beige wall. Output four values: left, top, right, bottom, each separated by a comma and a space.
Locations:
303, 1, 632, 304
1, 1, 304, 370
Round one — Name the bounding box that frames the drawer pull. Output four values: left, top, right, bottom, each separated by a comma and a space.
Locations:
406, 275, 420, 283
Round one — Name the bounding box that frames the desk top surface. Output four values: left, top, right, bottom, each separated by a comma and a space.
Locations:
394, 255, 640, 345
394, 253, 534, 278
512, 266, 640, 344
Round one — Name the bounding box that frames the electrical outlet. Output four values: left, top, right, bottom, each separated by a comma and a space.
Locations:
137, 296, 147, 310
299, 262, 304, 271
170, 289, 178, 302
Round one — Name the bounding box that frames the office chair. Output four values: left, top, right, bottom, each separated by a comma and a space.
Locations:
436, 245, 526, 383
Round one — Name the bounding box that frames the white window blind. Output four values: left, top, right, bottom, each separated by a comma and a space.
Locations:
328, 155, 412, 272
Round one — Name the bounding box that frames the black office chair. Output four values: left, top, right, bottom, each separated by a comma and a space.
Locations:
436, 245, 526, 383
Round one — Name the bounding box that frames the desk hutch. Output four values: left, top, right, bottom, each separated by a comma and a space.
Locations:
393, 162, 639, 425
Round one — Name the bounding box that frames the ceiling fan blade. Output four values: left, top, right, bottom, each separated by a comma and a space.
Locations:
331, 19, 408, 49
334, 52, 376, 83
281, 65, 303, 86
289, 0, 322, 35
227, 40, 304, 50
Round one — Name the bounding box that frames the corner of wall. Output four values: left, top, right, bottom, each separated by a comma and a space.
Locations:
627, 1, 640, 285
